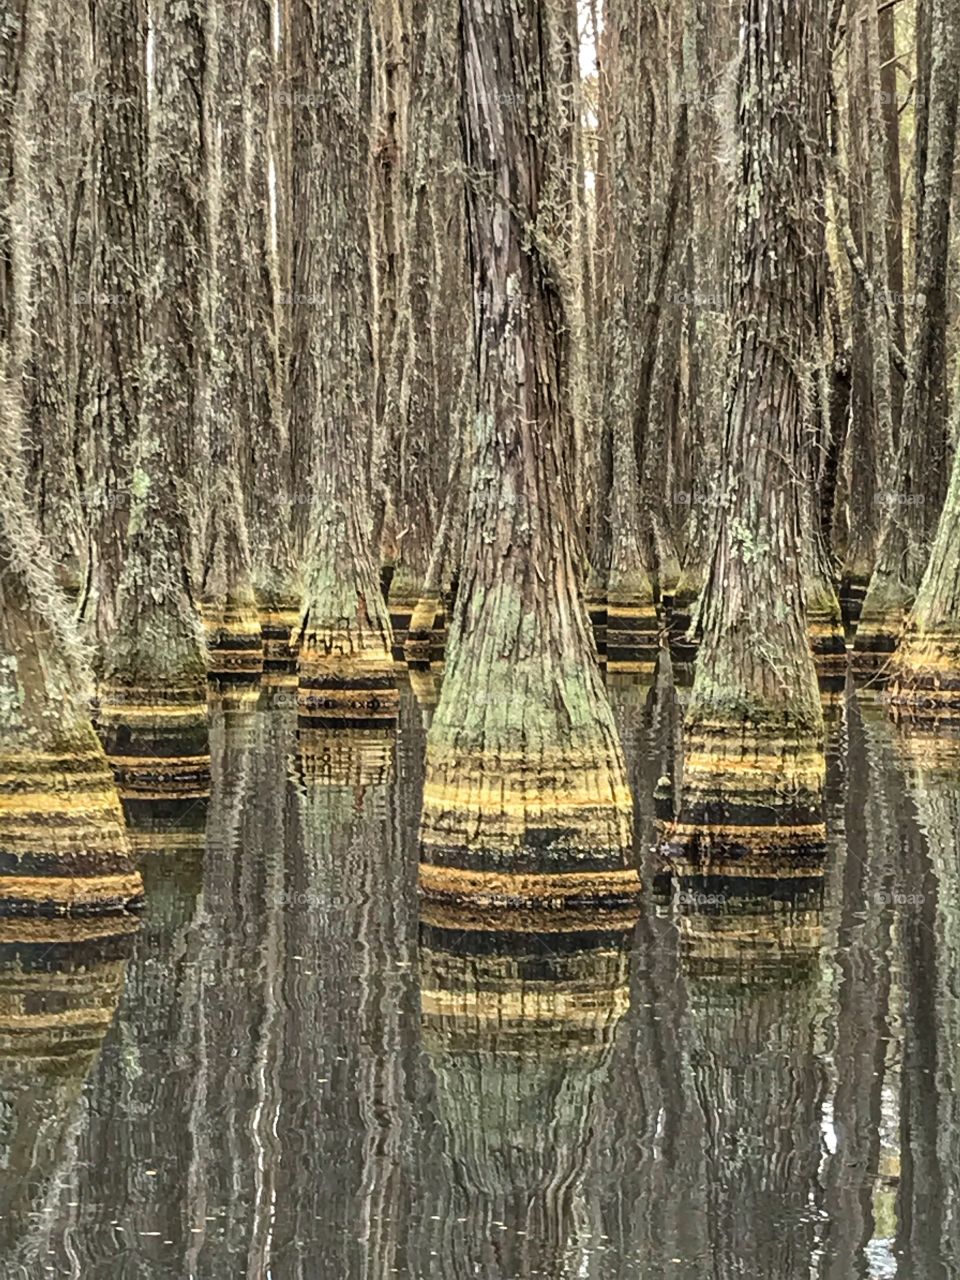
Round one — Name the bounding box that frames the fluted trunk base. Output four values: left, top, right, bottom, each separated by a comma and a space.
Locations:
0, 734, 144, 916
605, 600, 659, 675
259, 603, 301, 670
98, 681, 211, 799
404, 590, 447, 668
297, 639, 399, 728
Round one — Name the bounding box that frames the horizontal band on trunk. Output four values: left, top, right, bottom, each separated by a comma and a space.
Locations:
418, 862, 641, 906
0, 872, 144, 914
0, 849, 136, 877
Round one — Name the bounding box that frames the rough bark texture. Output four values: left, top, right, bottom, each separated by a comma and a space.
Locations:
295, 0, 397, 731
77, 0, 147, 667
667, 0, 828, 870
599, 0, 658, 677
418, 0, 640, 910
383, 0, 469, 658
199, 0, 265, 678
0, 353, 141, 915
854, 0, 959, 665
245, 0, 299, 668
97, 0, 210, 799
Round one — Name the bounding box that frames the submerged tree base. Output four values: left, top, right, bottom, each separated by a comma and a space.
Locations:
199, 596, 264, 677
420, 743, 640, 910
663, 719, 827, 876
583, 590, 608, 663
297, 636, 399, 728
259, 600, 302, 670
0, 727, 144, 915
404, 590, 447, 669
605, 598, 660, 675
851, 583, 911, 674
97, 680, 211, 799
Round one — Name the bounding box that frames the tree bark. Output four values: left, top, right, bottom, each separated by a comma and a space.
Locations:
854, 0, 959, 666
0, 351, 142, 914
199, 0, 265, 679
294, 0, 398, 731
418, 0, 640, 910
97, 0, 210, 800
666, 0, 828, 870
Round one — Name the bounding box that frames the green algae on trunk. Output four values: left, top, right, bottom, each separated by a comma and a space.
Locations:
0, 357, 142, 916
667, 0, 828, 869
419, 0, 639, 912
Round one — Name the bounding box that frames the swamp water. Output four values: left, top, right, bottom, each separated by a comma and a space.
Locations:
0, 673, 957, 1279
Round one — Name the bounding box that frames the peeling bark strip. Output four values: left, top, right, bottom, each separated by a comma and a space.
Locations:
665, 0, 828, 869
0, 355, 142, 917
97, 0, 210, 798
295, 0, 397, 731
418, 0, 640, 911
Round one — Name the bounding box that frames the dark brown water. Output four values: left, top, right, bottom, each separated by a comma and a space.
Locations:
2, 672, 958, 1279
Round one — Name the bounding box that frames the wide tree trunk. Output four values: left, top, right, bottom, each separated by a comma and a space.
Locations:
77, 0, 147, 668
0, 353, 142, 914
199, 0, 265, 679
295, 0, 398, 731
854, 0, 959, 667
666, 0, 828, 872
97, 0, 210, 799
418, 0, 640, 911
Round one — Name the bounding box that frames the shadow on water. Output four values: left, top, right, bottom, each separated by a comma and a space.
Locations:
3, 669, 959, 1276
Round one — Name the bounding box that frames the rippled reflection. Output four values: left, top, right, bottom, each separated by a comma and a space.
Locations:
6, 674, 960, 1277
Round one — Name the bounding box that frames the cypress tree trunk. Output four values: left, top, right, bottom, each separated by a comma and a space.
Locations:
246, 0, 299, 673
12, 0, 87, 583
666, 0, 828, 871
295, 0, 398, 731
383, 0, 467, 660
77, 0, 147, 667
97, 0, 210, 798
601, 0, 658, 678
199, 0, 264, 679
889, 401, 960, 719
854, 0, 959, 666
418, 0, 640, 911
0, 354, 142, 915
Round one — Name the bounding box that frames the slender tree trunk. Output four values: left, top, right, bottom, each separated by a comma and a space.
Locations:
0, 352, 142, 914
854, 0, 959, 666
97, 0, 211, 799
601, 0, 658, 678
418, 0, 640, 911
199, 0, 265, 679
665, 0, 828, 870
295, 0, 398, 731
244, 0, 299, 672
77, 0, 147, 670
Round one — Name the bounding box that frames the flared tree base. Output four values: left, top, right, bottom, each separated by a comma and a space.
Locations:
0, 729, 144, 916
297, 639, 399, 729
98, 680, 211, 800
388, 584, 421, 661
199, 597, 264, 678
808, 604, 848, 688
663, 721, 827, 876
404, 590, 447, 669
666, 591, 699, 666
420, 744, 640, 910
851, 591, 910, 675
